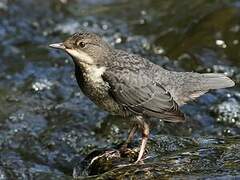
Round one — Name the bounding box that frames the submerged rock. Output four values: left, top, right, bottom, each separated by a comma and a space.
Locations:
73, 136, 240, 179
0, 0, 239, 179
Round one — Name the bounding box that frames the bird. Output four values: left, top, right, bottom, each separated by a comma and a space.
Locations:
49, 32, 235, 163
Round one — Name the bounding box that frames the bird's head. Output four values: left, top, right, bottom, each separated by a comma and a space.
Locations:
49, 32, 112, 66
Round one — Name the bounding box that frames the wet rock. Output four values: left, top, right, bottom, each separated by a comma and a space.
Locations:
73, 136, 240, 179
73, 135, 197, 178
0, 0, 239, 179
0, 151, 71, 179
221, 143, 240, 170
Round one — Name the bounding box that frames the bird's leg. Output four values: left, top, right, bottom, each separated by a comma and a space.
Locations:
135, 117, 149, 163
121, 124, 138, 150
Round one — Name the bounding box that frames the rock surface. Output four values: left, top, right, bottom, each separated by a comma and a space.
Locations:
0, 0, 239, 179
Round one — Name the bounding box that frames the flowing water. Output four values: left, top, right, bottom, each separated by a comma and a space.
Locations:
0, 0, 239, 179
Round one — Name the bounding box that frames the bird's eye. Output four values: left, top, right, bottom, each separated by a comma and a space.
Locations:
78, 42, 86, 48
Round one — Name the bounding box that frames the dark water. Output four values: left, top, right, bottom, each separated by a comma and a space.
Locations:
0, 0, 239, 179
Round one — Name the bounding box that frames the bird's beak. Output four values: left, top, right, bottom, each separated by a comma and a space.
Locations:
49, 43, 66, 50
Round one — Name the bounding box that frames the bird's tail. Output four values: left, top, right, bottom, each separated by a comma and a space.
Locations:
198, 73, 235, 90
172, 72, 235, 105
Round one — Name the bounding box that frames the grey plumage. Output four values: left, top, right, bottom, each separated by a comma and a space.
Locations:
49, 32, 235, 163
102, 49, 234, 122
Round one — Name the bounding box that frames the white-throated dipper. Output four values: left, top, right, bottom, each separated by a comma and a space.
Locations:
49, 32, 235, 163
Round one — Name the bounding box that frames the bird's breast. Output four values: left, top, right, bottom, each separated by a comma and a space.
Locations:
75, 64, 123, 114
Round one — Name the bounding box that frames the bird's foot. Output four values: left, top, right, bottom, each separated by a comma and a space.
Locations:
134, 158, 144, 164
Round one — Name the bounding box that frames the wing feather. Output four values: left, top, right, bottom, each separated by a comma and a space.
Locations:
103, 70, 185, 122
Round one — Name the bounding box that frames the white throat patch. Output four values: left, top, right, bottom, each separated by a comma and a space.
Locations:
66, 49, 94, 64
86, 65, 106, 83
66, 49, 106, 84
